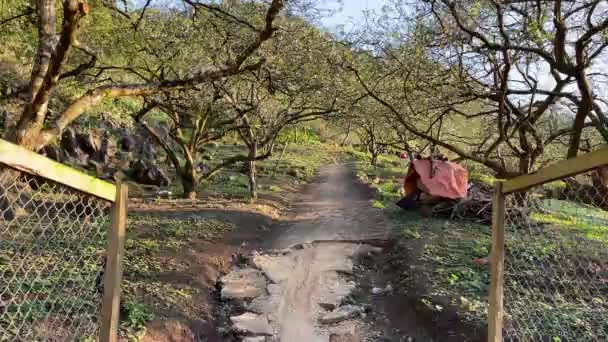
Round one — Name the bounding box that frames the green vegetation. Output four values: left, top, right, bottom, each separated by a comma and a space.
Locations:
119, 214, 235, 338
2, 0, 608, 340
196, 143, 345, 198
359, 153, 608, 340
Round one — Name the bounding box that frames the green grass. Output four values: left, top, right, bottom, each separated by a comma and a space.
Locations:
196, 143, 346, 199
371, 200, 386, 209
119, 214, 235, 338
354, 150, 608, 339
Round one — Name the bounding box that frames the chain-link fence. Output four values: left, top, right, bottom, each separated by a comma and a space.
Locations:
0, 166, 113, 341
495, 166, 608, 341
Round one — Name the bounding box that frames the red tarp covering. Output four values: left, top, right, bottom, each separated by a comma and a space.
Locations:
403, 159, 468, 200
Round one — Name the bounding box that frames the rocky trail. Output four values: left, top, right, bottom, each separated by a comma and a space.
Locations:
215, 164, 410, 341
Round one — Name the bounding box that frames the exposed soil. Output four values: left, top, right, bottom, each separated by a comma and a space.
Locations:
129, 200, 281, 342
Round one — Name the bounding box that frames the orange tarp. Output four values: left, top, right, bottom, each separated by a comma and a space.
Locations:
403, 159, 468, 200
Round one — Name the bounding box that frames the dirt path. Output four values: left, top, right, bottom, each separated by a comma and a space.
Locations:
272, 163, 389, 248
272, 164, 390, 341
219, 164, 393, 341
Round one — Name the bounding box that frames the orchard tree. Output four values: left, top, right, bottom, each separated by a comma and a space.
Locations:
348, 0, 608, 177
1, 0, 285, 151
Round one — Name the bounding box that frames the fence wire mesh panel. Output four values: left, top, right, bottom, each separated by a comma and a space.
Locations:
502, 173, 608, 341
0, 167, 112, 341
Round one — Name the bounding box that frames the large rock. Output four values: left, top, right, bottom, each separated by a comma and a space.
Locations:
230, 312, 273, 336
75, 132, 97, 156
252, 254, 294, 284
60, 128, 78, 156
130, 160, 170, 187
220, 268, 267, 301
118, 135, 136, 152
247, 294, 281, 315
92, 131, 111, 164
319, 305, 363, 325
40, 145, 63, 162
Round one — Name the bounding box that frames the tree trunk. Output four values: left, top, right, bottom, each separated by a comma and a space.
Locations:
248, 143, 258, 201
340, 122, 351, 146
271, 143, 288, 178
371, 152, 379, 167
13, 0, 56, 149
181, 151, 197, 199
181, 171, 197, 200
567, 70, 593, 158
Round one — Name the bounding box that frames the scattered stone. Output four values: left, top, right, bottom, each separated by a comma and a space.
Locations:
220, 268, 267, 301
372, 283, 394, 295
252, 254, 293, 284
318, 272, 356, 310
319, 305, 363, 324
247, 294, 281, 315
353, 245, 383, 258
371, 287, 385, 295
156, 190, 172, 198
230, 312, 273, 336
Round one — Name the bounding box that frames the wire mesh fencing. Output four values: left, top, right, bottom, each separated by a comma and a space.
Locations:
501, 172, 608, 341
0, 167, 112, 341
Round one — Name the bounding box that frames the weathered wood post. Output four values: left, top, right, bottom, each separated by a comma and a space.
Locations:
488, 181, 506, 342
100, 182, 128, 342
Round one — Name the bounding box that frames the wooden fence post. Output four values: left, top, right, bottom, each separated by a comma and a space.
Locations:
100, 182, 128, 342
488, 181, 506, 342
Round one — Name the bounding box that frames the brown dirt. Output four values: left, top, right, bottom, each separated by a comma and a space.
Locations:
128, 199, 282, 342
130, 163, 481, 342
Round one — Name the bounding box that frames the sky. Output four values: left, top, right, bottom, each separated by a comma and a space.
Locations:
319, 0, 387, 31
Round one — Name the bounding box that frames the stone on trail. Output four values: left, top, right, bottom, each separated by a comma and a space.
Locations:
317, 271, 356, 310
319, 305, 363, 325
221, 268, 267, 301
247, 294, 281, 315
252, 254, 293, 284
230, 312, 273, 336
371, 287, 385, 295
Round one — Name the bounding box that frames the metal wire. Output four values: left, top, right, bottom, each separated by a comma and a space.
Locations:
502, 174, 608, 341
0, 167, 111, 341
